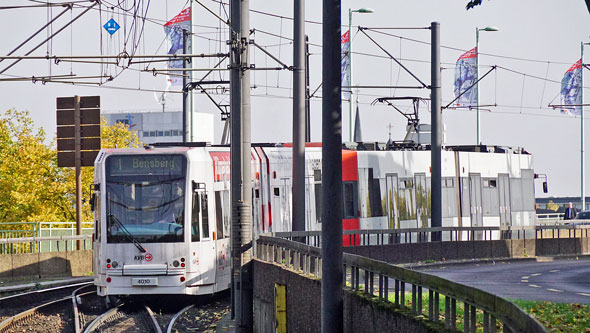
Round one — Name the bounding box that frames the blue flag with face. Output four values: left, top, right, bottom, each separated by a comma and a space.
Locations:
341, 30, 351, 100
454, 47, 478, 107
164, 8, 191, 86
560, 59, 582, 116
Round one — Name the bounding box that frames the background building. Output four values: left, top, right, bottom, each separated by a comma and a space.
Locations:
103, 110, 214, 145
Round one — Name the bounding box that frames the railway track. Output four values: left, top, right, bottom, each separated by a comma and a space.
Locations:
0, 282, 93, 325
0, 282, 230, 332
0, 294, 74, 332
83, 303, 161, 333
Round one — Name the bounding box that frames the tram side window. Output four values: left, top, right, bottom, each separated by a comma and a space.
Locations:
191, 191, 200, 242
482, 178, 499, 216
368, 169, 384, 217
215, 191, 224, 239
202, 193, 210, 239
94, 191, 101, 241
343, 181, 359, 219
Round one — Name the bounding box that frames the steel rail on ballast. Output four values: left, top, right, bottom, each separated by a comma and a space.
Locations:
0, 296, 72, 332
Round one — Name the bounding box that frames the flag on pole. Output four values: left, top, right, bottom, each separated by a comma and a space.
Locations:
341, 30, 351, 99
453, 47, 478, 107
560, 59, 582, 116
164, 8, 191, 86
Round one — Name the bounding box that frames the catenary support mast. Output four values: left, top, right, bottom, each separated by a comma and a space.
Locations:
321, 0, 343, 331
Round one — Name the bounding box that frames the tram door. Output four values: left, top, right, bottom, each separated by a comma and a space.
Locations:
497, 174, 511, 228
190, 185, 216, 285
305, 176, 313, 231
280, 178, 292, 232
415, 174, 428, 228
386, 174, 398, 229
252, 186, 260, 237
469, 174, 483, 239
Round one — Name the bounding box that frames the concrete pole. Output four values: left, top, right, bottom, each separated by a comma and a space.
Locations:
293, 0, 306, 235
74, 95, 82, 251
581, 42, 585, 210
229, 0, 242, 321
182, 30, 188, 143
229, 0, 253, 330
305, 35, 311, 142
430, 22, 442, 242
348, 9, 353, 142
321, 0, 343, 331
476, 28, 480, 145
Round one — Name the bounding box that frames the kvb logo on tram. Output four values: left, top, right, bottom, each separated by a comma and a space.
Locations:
134, 253, 153, 261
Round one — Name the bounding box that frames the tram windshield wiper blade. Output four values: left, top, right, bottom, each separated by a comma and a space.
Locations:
108, 214, 147, 253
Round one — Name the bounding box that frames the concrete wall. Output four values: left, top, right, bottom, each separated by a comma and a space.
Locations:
0, 250, 92, 281
253, 260, 442, 333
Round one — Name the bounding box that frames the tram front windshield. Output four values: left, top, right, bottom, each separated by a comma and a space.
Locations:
105, 154, 187, 243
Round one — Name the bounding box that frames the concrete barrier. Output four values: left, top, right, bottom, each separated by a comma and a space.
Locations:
345, 237, 589, 265
0, 251, 93, 281
253, 260, 442, 333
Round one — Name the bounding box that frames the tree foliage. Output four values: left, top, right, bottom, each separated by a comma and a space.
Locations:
0, 110, 141, 223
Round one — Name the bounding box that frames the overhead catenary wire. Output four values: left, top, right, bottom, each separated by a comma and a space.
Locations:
0, 1, 98, 75
4, 0, 587, 123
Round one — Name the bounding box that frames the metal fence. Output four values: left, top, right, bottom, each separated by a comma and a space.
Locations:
268, 224, 590, 248
0, 235, 93, 254
0, 222, 93, 254
257, 234, 547, 333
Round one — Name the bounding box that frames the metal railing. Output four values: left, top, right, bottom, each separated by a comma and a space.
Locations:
536, 213, 564, 220
0, 235, 93, 254
256, 234, 547, 333
269, 224, 590, 248
0, 222, 93, 253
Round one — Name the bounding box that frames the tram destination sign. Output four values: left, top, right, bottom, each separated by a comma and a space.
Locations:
107, 155, 185, 176
56, 96, 101, 167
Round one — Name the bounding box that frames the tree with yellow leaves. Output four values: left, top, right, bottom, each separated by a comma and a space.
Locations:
0, 110, 141, 223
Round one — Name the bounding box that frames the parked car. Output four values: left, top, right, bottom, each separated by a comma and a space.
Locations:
572, 210, 590, 225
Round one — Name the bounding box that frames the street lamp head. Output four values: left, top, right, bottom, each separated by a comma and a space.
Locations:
480, 26, 499, 32
353, 8, 374, 13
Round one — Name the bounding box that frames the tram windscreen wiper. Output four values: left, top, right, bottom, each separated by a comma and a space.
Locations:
108, 214, 147, 253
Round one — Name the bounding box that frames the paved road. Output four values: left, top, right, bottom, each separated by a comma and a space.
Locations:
413, 257, 590, 304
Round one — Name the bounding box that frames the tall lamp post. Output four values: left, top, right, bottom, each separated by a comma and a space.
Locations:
348, 7, 374, 142
475, 26, 498, 145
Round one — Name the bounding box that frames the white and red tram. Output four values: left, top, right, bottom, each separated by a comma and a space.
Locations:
92, 143, 536, 296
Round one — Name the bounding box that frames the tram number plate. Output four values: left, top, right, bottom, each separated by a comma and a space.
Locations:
132, 278, 158, 286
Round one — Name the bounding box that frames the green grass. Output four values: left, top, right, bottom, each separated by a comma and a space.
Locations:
346, 281, 501, 332
347, 280, 590, 332
386, 291, 501, 332
511, 299, 590, 333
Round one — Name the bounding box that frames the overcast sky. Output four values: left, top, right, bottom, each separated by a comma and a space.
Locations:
0, 0, 589, 199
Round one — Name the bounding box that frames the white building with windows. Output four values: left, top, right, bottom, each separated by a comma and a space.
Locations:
104, 110, 214, 144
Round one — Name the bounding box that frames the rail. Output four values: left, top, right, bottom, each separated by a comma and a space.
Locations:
0, 235, 93, 254
1, 222, 94, 253
256, 235, 547, 333
269, 224, 590, 247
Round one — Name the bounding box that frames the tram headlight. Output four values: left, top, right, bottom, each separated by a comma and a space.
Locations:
111, 261, 119, 268
173, 260, 180, 267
